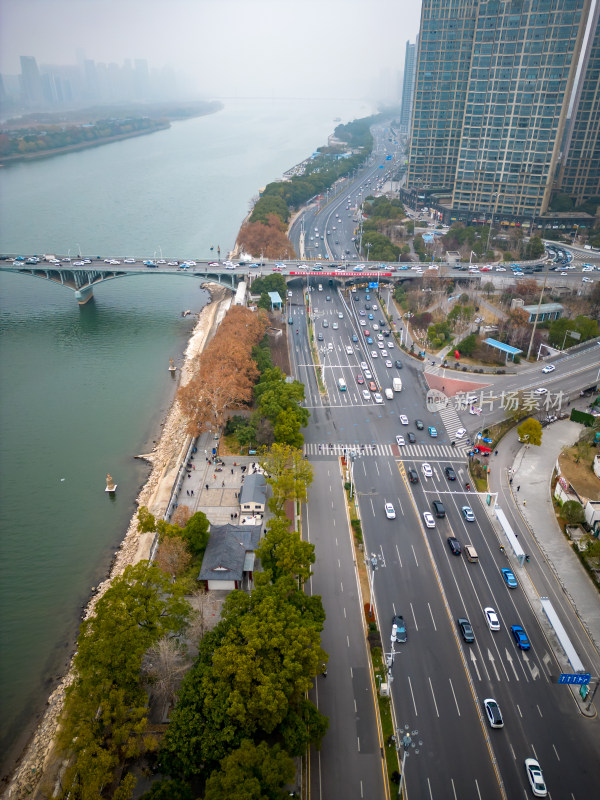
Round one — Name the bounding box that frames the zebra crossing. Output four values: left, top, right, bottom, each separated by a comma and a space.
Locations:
437, 404, 471, 451
304, 441, 467, 459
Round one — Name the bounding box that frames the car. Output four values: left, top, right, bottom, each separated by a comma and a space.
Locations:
363, 329, 370, 337
352, 334, 358, 342
407, 432, 416, 443
323, 320, 329, 328
408, 468, 419, 483
368, 381, 377, 392
395, 360, 403, 369
362, 389, 371, 401
447, 537, 461, 555
373, 392, 384, 404
387, 340, 394, 348
332, 323, 339, 330
376, 333, 384, 341
338, 312, 343, 318
428, 426, 438, 437
501, 568, 518, 589
432, 500, 445, 518
445, 466, 457, 481
385, 502, 396, 519
534, 387, 547, 395
381, 350, 388, 357
346, 345, 353, 355
400, 415, 409, 425
422, 463, 433, 477
368, 313, 374, 320
511, 624, 531, 650
582, 276, 594, 283
366, 337, 374, 345
484, 607, 500, 631
423, 511, 435, 528
124, 258, 136, 264
359, 310, 366, 316
317, 332, 324, 341
356, 374, 364, 384
360, 319, 366, 326
462, 506, 475, 522
392, 615, 407, 643
415, 419, 424, 430
483, 698, 504, 728
524, 758, 547, 797
541, 364, 555, 373
455, 427, 466, 438
377, 342, 384, 349
364, 370, 372, 380
396, 435, 405, 446
371, 351, 378, 358
385, 359, 393, 368
457, 617, 474, 643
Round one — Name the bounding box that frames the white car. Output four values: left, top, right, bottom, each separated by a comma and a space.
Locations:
168, 261, 179, 266
524, 758, 547, 797
400, 415, 409, 425
377, 342, 384, 349
422, 463, 433, 477
495, 267, 506, 272
381, 350, 388, 357
373, 392, 384, 404
423, 511, 435, 528
395, 435, 405, 446
385, 360, 393, 368
360, 319, 367, 326
455, 427, 466, 439
582, 277, 594, 283
362, 389, 371, 401
338, 312, 344, 318
484, 607, 500, 631
364, 370, 372, 380
225, 264, 236, 270
385, 502, 396, 519
371, 351, 378, 358
582, 266, 594, 272
124, 258, 136, 263
387, 341, 394, 348
377, 333, 384, 341
534, 387, 548, 395
346, 345, 353, 354
541, 364, 555, 374
360, 361, 368, 371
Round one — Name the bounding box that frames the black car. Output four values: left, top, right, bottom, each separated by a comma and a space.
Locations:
395, 360, 403, 368
379, 319, 386, 326
415, 419, 424, 430
445, 466, 457, 481
458, 617, 475, 643
408, 468, 419, 484
432, 500, 446, 518
447, 536, 461, 555
407, 432, 416, 443
392, 615, 407, 643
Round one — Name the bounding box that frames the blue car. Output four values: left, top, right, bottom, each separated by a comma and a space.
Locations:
366, 337, 373, 344
511, 625, 530, 650
368, 314, 374, 320
502, 568, 518, 589
428, 426, 438, 438
352, 334, 358, 342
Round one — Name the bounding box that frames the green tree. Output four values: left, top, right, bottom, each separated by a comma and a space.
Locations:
204, 740, 295, 800
525, 235, 545, 259
517, 417, 543, 446
259, 442, 313, 514
561, 500, 585, 525
257, 516, 315, 584
457, 333, 477, 356
181, 511, 210, 558
257, 291, 272, 311
139, 779, 194, 800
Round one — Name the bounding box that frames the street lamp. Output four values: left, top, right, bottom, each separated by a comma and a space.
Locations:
365, 242, 372, 261
395, 725, 423, 798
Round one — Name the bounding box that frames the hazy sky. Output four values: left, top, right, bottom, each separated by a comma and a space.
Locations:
0, 0, 423, 99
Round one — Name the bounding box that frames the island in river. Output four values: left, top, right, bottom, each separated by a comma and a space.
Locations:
0, 99, 223, 163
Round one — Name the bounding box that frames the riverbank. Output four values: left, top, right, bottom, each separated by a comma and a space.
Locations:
3, 284, 232, 800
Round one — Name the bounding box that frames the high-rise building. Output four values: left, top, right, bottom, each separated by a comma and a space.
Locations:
399, 39, 417, 134
19, 56, 44, 106
559, 2, 600, 204
407, 0, 592, 220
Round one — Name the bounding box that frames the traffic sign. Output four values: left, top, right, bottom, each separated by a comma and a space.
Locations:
558, 673, 591, 685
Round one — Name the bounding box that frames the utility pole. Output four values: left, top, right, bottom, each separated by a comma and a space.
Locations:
526, 264, 550, 360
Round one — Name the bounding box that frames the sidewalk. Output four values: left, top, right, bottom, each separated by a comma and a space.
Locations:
489, 420, 600, 652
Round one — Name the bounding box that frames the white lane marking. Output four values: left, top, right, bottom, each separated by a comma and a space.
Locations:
487, 649, 501, 681
509, 743, 516, 761
357, 736, 360, 752
395, 543, 403, 568
449, 678, 461, 716
470, 649, 481, 681
408, 676, 418, 716
475, 779, 483, 800
451, 779, 458, 800
505, 648, 520, 681
410, 603, 418, 631
428, 677, 440, 717
338, 559, 341, 568
428, 603, 437, 631
340, 582, 344, 593
517, 704, 523, 718
537, 705, 543, 717
553, 743, 560, 761
411, 545, 419, 567
343, 607, 347, 619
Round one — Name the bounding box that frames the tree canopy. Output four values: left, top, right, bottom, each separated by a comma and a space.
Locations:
517, 417, 543, 446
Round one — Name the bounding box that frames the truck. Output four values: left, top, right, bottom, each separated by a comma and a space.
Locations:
393, 377, 402, 392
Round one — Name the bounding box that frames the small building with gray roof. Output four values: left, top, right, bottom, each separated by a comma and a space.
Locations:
239, 472, 267, 514
198, 523, 261, 591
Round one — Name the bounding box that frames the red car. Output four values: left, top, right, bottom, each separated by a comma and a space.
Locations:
363, 329, 370, 337
356, 374, 364, 384
368, 381, 377, 392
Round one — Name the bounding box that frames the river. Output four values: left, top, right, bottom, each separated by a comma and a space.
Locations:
0, 96, 372, 778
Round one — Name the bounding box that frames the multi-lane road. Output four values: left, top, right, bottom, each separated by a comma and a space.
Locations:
288, 279, 600, 799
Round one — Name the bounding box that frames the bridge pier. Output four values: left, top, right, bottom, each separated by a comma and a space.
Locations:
75, 286, 94, 304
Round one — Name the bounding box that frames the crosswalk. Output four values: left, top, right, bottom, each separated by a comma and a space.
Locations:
303, 441, 468, 460
437, 404, 471, 451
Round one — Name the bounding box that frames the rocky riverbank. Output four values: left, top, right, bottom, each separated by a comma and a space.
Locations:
3, 284, 232, 800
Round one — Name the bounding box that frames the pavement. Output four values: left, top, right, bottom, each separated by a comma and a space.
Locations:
488, 419, 600, 655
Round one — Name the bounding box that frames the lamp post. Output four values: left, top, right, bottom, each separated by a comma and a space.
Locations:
395, 725, 423, 798
365, 242, 372, 261
485, 192, 500, 257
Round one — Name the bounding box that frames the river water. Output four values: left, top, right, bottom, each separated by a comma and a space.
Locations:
0, 97, 372, 777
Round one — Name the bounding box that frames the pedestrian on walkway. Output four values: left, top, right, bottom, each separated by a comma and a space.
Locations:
221, 480, 225, 487
231, 468, 234, 474
523, 500, 527, 507
205, 483, 209, 490
517, 485, 520, 492
213, 474, 216, 480
509, 477, 513, 485
191, 490, 194, 496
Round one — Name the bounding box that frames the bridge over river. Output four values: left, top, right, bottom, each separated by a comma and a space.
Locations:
0, 256, 403, 303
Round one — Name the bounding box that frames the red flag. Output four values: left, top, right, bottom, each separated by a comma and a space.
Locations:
454, 350, 460, 360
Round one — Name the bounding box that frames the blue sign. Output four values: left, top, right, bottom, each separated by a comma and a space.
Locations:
558, 673, 591, 685
368, 282, 379, 289
482, 437, 493, 443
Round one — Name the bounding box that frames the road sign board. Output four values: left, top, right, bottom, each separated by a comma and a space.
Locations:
558, 673, 591, 685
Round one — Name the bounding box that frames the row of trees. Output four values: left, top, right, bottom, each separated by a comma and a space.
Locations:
150, 444, 327, 798
0, 117, 168, 157
178, 306, 269, 435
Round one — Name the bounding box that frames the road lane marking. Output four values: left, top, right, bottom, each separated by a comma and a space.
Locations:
470, 649, 481, 681
357, 736, 360, 752
505, 648, 521, 681
537, 705, 543, 717
411, 545, 419, 567
395, 543, 403, 568
410, 602, 419, 631
451, 779, 458, 799
475, 778, 483, 800
408, 676, 418, 716
449, 678, 461, 716
517, 704, 523, 718
487, 649, 501, 681
427, 603, 437, 631
428, 677, 440, 717
552, 743, 560, 761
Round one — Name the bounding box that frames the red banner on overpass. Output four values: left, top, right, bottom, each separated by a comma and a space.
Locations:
288, 272, 393, 277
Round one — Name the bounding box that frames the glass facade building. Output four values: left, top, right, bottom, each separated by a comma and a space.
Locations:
400, 40, 418, 133
407, 0, 591, 219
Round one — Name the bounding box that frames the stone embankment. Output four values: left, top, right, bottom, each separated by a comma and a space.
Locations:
3, 285, 232, 800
